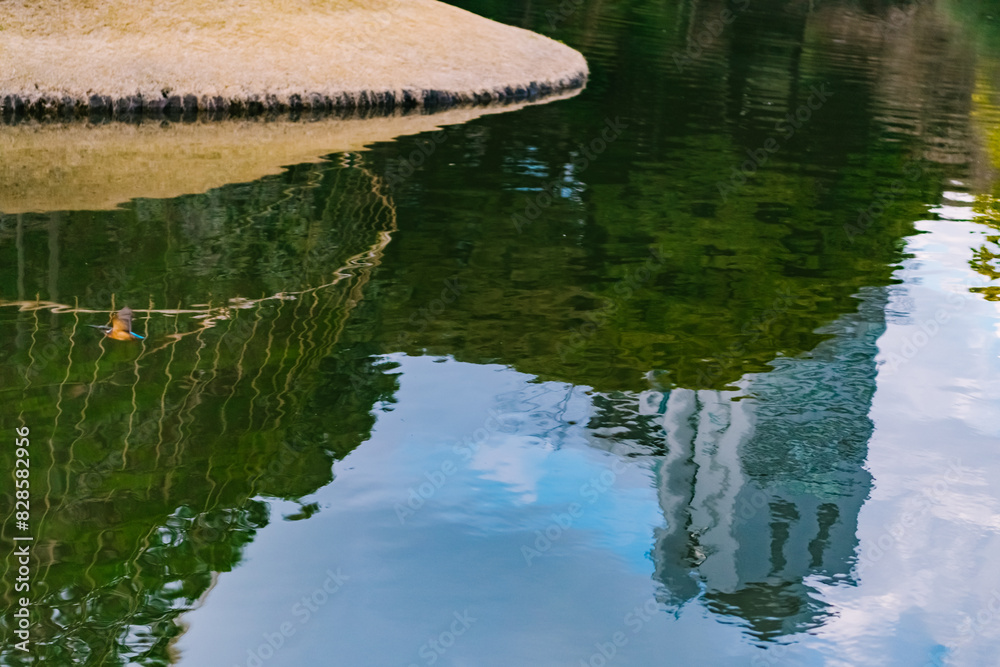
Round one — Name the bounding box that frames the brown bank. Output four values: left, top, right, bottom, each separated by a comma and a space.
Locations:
0, 0, 587, 118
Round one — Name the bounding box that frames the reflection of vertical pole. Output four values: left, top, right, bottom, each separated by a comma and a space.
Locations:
173, 307, 211, 477
321, 166, 348, 223
301, 289, 325, 371
280, 290, 320, 417
201, 305, 228, 513
141, 296, 153, 339
244, 298, 283, 494
161, 306, 184, 501
139, 295, 154, 500
37, 301, 79, 585
66, 298, 83, 482
310, 288, 336, 376
71, 300, 110, 487
122, 298, 152, 471
246, 297, 285, 491
90, 519, 152, 665
226, 301, 263, 429
83, 529, 108, 589
295, 282, 334, 383
14, 216, 28, 358
119, 522, 159, 637
48, 212, 59, 329
24, 295, 40, 390
16, 214, 25, 301
271, 295, 304, 428
212, 307, 256, 511
201, 301, 224, 388
248, 296, 283, 436
214, 313, 240, 438
172, 303, 202, 469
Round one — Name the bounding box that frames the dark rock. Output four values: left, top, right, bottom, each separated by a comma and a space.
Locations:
0, 65, 590, 124
145, 96, 165, 115
246, 96, 264, 116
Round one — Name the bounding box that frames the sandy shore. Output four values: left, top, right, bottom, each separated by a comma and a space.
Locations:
0, 0, 587, 119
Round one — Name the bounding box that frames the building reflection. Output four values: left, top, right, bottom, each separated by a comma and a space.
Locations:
588, 287, 887, 641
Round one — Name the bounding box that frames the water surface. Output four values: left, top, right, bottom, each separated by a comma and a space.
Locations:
2, 0, 1000, 665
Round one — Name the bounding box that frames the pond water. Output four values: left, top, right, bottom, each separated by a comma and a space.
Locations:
2, 0, 1000, 665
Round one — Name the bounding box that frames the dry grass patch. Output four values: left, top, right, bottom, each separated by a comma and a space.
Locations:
0, 0, 587, 110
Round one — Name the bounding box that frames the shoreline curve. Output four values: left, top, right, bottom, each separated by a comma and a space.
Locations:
0, 0, 588, 122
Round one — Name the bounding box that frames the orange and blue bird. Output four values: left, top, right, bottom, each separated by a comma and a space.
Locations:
91, 307, 144, 340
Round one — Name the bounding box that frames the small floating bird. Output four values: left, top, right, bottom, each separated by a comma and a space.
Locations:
90, 307, 145, 340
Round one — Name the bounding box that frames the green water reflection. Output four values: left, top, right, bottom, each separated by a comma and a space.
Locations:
2, 0, 999, 663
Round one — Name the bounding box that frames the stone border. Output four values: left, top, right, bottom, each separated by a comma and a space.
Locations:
0, 78, 586, 124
